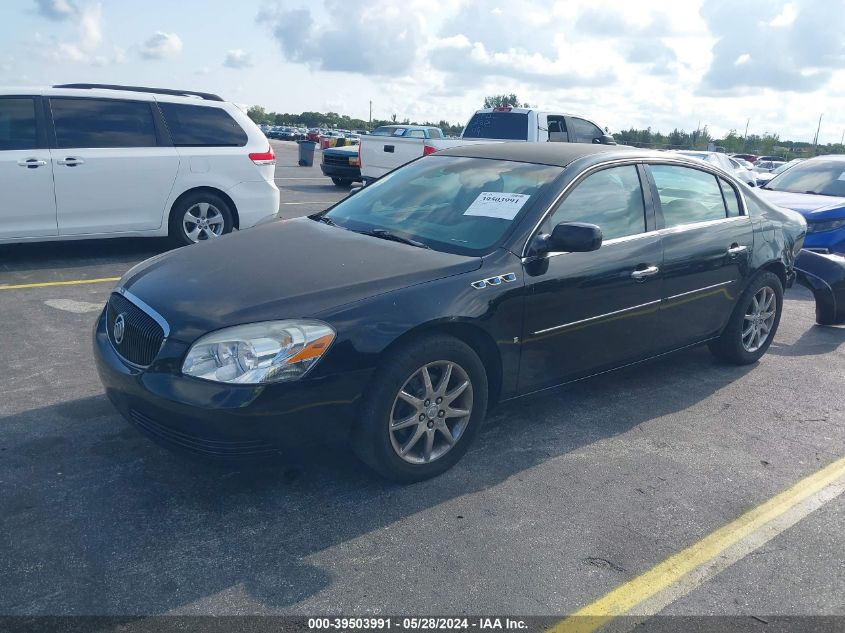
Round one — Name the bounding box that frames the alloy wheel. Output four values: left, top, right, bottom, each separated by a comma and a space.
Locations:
183, 202, 225, 242
742, 286, 777, 353
388, 361, 473, 465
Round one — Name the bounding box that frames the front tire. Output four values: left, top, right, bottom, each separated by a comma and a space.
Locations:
169, 192, 234, 246
352, 335, 488, 483
331, 177, 352, 188
708, 271, 783, 364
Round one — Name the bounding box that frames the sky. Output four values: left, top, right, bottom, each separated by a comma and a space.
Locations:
1, 0, 844, 143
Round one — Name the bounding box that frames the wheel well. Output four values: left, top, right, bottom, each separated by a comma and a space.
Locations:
169, 187, 240, 230
759, 260, 787, 288
379, 323, 504, 406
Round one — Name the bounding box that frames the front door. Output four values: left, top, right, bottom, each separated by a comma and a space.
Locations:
48, 97, 180, 235
645, 163, 755, 348
0, 96, 57, 239
519, 164, 664, 392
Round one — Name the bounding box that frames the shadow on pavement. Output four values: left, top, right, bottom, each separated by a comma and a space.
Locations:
0, 345, 756, 615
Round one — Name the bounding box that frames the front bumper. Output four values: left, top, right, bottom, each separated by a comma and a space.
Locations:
93, 309, 370, 459
320, 162, 361, 181
803, 227, 845, 256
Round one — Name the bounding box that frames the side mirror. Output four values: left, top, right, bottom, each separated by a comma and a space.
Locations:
593, 134, 616, 145
537, 222, 602, 255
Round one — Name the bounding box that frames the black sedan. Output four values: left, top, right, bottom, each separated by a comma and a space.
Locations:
94, 144, 806, 482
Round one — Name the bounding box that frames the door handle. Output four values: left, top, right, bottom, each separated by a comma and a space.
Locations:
57, 157, 84, 166
631, 265, 660, 281
727, 244, 748, 257
17, 158, 47, 168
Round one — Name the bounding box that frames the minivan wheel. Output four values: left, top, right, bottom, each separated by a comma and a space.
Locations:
169, 192, 234, 246
352, 334, 488, 483
708, 271, 783, 365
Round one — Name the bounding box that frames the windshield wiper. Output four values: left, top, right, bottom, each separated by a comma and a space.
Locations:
313, 215, 338, 226
359, 228, 430, 249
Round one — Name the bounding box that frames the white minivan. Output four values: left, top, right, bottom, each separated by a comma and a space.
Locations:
0, 84, 279, 245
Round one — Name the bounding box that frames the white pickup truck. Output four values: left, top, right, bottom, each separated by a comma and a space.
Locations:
359, 106, 615, 184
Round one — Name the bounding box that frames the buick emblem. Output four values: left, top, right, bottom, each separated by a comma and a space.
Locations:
113, 313, 126, 345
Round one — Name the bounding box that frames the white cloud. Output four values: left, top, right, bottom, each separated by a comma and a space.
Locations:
139, 31, 183, 60
223, 49, 253, 69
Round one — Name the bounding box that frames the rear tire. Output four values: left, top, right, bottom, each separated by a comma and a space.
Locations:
352, 334, 488, 483
708, 271, 783, 365
169, 192, 234, 246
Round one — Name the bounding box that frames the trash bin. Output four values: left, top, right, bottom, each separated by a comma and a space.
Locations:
297, 140, 317, 167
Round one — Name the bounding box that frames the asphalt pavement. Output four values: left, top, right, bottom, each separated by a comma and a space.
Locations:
0, 141, 843, 624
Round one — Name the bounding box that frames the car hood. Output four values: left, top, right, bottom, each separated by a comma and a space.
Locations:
757, 189, 845, 217
119, 217, 481, 342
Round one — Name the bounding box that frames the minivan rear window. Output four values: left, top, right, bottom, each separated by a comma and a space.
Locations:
158, 102, 247, 147
462, 112, 529, 140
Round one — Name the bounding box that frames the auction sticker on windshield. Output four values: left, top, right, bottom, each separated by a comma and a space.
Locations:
463, 192, 531, 220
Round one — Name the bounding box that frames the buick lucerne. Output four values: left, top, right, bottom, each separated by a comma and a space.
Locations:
94, 144, 806, 482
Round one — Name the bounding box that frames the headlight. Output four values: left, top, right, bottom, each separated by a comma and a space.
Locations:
182, 320, 335, 384
807, 219, 845, 234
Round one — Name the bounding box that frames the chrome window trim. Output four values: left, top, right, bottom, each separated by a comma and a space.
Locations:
533, 299, 661, 335
114, 286, 171, 337
521, 156, 751, 259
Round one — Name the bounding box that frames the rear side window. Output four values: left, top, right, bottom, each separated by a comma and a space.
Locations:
50, 98, 157, 148
427, 128, 443, 139
0, 97, 38, 150
720, 179, 741, 217
548, 165, 646, 240
462, 112, 529, 140
568, 117, 603, 143
649, 164, 727, 227
406, 129, 426, 138
158, 102, 247, 147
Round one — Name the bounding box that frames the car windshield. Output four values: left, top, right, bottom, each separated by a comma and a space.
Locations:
322, 156, 563, 255
765, 159, 845, 196
372, 126, 405, 136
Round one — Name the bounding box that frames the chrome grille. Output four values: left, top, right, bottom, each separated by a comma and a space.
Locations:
106, 293, 166, 367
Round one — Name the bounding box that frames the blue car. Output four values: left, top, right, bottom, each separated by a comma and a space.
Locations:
758, 155, 845, 254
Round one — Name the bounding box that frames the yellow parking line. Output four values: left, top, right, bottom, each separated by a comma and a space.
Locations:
0, 277, 120, 291
550, 455, 845, 633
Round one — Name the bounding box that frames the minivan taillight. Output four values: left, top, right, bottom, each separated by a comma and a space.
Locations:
249, 146, 276, 166
423, 145, 438, 156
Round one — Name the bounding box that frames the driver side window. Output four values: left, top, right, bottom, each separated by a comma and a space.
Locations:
547, 165, 646, 241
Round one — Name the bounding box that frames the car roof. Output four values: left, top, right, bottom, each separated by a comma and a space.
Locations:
0, 85, 229, 106
375, 124, 433, 130
435, 142, 643, 167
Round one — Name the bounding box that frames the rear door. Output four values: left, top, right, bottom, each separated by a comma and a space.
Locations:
519, 163, 664, 391
0, 95, 57, 238
644, 163, 754, 348
48, 97, 180, 235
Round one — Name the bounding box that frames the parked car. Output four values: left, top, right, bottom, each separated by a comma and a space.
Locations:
755, 160, 786, 174
94, 144, 805, 482
756, 155, 786, 163
360, 107, 614, 183
670, 150, 757, 187
756, 158, 804, 187
320, 144, 361, 187
0, 84, 279, 245
733, 158, 755, 171
371, 125, 445, 139
758, 155, 845, 254
731, 153, 758, 163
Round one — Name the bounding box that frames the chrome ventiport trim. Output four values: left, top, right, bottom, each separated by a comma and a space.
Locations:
534, 299, 661, 335
471, 272, 517, 289
664, 280, 734, 301
114, 287, 171, 337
